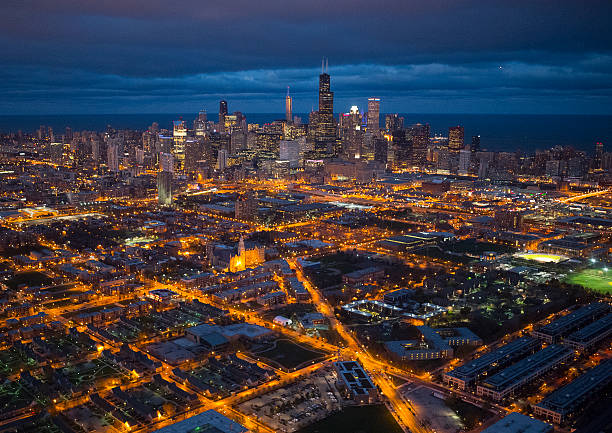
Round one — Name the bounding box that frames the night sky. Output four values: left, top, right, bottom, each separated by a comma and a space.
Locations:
1, 0, 611, 115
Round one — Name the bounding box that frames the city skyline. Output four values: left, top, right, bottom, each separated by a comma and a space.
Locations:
0, 3, 611, 433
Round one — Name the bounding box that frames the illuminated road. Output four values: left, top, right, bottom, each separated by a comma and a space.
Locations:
155, 275, 431, 433
288, 258, 430, 433
560, 188, 611, 203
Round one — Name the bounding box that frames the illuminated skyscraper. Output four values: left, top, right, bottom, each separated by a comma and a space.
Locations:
159, 152, 174, 173
173, 120, 187, 138
172, 120, 187, 170
279, 139, 300, 167
448, 126, 464, 152
458, 149, 471, 174
285, 87, 292, 123
194, 110, 207, 136
107, 141, 119, 172
227, 111, 246, 134
367, 98, 380, 131
157, 171, 172, 206
385, 114, 403, 132
217, 148, 228, 171
91, 138, 100, 163
411, 123, 430, 168
314, 59, 336, 156
340, 106, 363, 159
157, 151, 173, 206
219, 100, 228, 133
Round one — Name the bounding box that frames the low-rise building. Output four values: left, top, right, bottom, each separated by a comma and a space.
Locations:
533, 359, 612, 424
257, 290, 286, 306
334, 360, 380, 405
444, 337, 540, 390
386, 326, 482, 361
383, 288, 415, 305
342, 266, 384, 285
562, 312, 612, 351
532, 303, 610, 343
477, 345, 573, 401
341, 299, 403, 321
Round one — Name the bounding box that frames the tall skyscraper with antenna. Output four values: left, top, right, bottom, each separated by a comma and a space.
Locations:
315, 58, 336, 156
285, 86, 292, 123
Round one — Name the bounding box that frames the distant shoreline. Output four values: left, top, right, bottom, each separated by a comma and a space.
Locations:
1, 113, 610, 153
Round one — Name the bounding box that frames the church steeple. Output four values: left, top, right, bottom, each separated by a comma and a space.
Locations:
238, 235, 245, 256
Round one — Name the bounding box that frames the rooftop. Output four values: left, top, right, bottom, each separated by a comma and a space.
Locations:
536, 359, 612, 414
334, 360, 376, 395
150, 410, 248, 433
564, 312, 612, 344
482, 345, 571, 391
480, 412, 552, 433
447, 337, 539, 381
537, 303, 609, 337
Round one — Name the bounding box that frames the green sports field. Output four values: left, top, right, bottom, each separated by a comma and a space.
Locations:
565, 269, 612, 294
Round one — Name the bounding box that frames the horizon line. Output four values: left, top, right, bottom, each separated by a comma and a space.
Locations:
1, 112, 611, 117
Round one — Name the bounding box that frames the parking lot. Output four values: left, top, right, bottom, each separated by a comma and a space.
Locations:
402, 385, 464, 433
237, 367, 342, 432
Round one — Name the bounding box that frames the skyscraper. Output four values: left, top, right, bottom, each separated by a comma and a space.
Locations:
107, 141, 119, 172
458, 149, 471, 174
157, 152, 173, 206
194, 110, 207, 136
471, 135, 481, 152
172, 120, 187, 171
411, 123, 430, 168
219, 100, 228, 133
173, 120, 187, 138
385, 114, 404, 132
314, 60, 336, 155
285, 87, 292, 123
159, 152, 174, 173
370, 137, 386, 165
594, 142, 604, 170
217, 148, 228, 171
279, 139, 300, 167
157, 171, 172, 206
448, 126, 464, 152
367, 98, 380, 131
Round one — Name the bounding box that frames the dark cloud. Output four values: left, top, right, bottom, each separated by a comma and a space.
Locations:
0, 0, 610, 113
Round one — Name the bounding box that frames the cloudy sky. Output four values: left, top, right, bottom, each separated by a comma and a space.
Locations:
1, 0, 611, 115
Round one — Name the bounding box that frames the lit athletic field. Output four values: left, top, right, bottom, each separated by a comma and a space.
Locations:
565, 269, 612, 294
